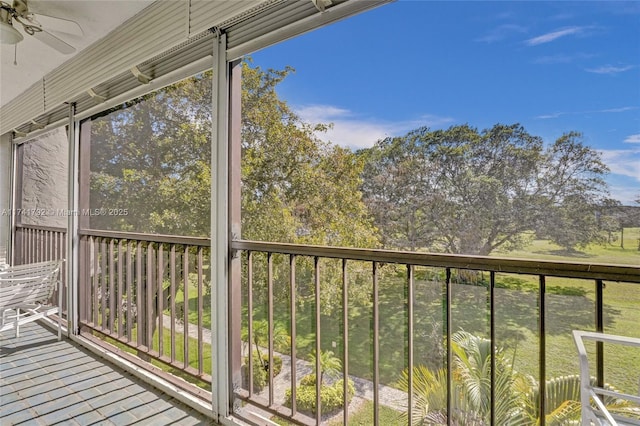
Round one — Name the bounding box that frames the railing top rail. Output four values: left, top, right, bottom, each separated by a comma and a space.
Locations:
231, 240, 640, 283
79, 229, 210, 247
16, 223, 67, 233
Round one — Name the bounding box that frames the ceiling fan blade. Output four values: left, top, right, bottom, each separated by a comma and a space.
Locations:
32, 29, 76, 54
31, 13, 83, 37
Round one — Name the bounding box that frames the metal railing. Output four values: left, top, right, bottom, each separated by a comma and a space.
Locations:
14, 224, 68, 320
231, 240, 640, 426
77, 229, 212, 395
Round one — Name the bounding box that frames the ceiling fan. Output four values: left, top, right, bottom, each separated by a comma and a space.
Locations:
0, 0, 83, 54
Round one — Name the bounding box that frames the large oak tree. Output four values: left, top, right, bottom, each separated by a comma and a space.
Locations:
360, 124, 611, 255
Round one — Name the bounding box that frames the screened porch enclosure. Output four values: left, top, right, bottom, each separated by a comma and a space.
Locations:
2, 1, 640, 425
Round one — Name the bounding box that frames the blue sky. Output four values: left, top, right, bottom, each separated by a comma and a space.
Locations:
252, 1, 640, 204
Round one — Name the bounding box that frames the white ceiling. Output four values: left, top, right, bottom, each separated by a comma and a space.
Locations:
0, 0, 154, 107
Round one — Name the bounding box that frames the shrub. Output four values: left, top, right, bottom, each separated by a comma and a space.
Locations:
242, 351, 283, 391
284, 374, 355, 415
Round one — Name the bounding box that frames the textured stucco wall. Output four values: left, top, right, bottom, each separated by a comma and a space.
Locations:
0, 133, 10, 263
21, 127, 68, 229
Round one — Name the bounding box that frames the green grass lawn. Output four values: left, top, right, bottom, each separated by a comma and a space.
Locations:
102, 325, 212, 391
245, 231, 640, 394
502, 228, 640, 265
328, 401, 404, 426
272, 400, 404, 426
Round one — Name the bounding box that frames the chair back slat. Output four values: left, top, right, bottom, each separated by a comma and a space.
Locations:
0, 260, 62, 309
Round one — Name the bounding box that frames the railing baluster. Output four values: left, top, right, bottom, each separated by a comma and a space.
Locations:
29, 227, 32, 263
78, 235, 85, 322
490, 271, 496, 426
170, 244, 177, 364
93, 237, 99, 326
39, 229, 44, 262
27, 227, 31, 263
183, 245, 189, 370
34, 229, 38, 262
126, 240, 133, 343
197, 246, 203, 376
118, 240, 124, 338
290, 254, 297, 416
146, 243, 154, 351
157, 244, 164, 357
109, 239, 115, 334
539, 275, 546, 426
247, 251, 254, 396
87, 236, 93, 323
31, 228, 35, 263
17, 228, 22, 264
446, 268, 452, 426
28, 228, 32, 262
50, 230, 54, 261
342, 258, 349, 425
315, 256, 322, 426
45, 230, 49, 261
101, 238, 108, 331
373, 261, 380, 426
407, 264, 414, 426
596, 279, 604, 387
136, 241, 143, 347
267, 252, 274, 406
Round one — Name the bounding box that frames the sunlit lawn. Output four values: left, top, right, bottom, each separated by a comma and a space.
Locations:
173, 228, 640, 395
103, 326, 212, 390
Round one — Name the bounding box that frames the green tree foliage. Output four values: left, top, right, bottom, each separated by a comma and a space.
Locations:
89, 61, 379, 248
241, 62, 378, 248
90, 73, 212, 236
360, 124, 611, 254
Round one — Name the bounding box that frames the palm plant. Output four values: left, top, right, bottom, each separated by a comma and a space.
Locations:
241, 319, 290, 371
397, 331, 640, 426
398, 331, 527, 425
309, 349, 342, 385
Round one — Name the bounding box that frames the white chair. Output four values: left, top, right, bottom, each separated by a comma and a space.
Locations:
573, 330, 640, 426
0, 260, 63, 340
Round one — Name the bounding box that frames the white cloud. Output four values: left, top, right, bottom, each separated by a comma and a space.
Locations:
536, 113, 563, 119
295, 104, 454, 149
599, 148, 640, 182
601, 106, 636, 113
608, 185, 640, 205
535, 106, 637, 120
296, 105, 351, 121
525, 26, 586, 45
475, 24, 528, 43
599, 147, 640, 204
533, 52, 595, 64
585, 65, 634, 74
624, 134, 640, 144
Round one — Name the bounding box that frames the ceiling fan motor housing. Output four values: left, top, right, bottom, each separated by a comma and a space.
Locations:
12, 0, 29, 17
